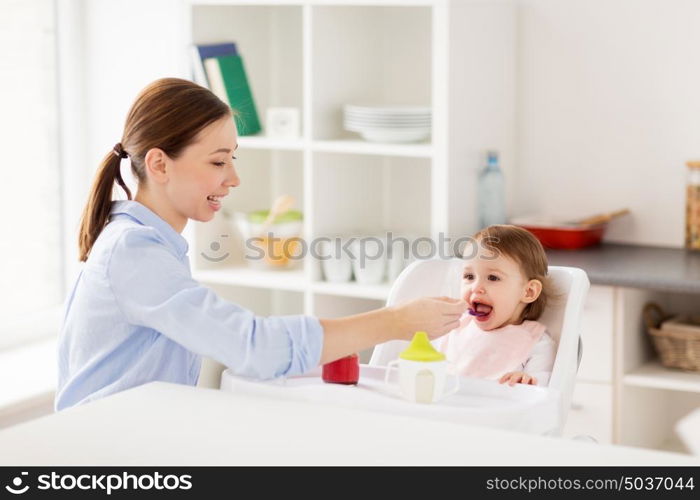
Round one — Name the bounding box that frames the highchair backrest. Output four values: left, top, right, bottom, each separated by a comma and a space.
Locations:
368, 258, 590, 435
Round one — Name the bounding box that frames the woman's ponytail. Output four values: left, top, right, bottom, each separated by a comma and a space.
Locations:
77, 145, 131, 262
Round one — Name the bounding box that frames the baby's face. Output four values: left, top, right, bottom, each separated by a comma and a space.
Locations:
460, 245, 539, 331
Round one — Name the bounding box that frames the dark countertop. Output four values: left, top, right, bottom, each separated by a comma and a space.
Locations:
546, 243, 700, 294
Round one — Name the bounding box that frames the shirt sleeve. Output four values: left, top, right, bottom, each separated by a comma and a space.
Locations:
107, 227, 323, 380
522, 333, 556, 387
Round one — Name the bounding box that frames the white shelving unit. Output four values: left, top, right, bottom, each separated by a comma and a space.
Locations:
237, 135, 304, 151
193, 268, 307, 292
624, 362, 700, 393
615, 287, 700, 453
183, 0, 516, 318
561, 284, 700, 454
310, 140, 433, 158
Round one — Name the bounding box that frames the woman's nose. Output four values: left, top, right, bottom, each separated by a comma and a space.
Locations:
225, 166, 240, 187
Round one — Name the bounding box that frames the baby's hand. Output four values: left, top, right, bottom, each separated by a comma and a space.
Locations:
498, 371, 537, 386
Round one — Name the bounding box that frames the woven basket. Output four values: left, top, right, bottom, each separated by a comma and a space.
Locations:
643, 303, 700, 372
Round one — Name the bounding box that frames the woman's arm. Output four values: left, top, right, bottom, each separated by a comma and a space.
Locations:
109, 227, 467, 375
319, 297, 467, 364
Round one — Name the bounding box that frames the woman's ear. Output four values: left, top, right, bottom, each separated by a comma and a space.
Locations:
143, 148, 170, 184
522, 279, 543, 304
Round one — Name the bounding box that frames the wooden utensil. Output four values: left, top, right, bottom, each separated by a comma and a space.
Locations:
567, 209, 630, 227
260, 194, 296, 232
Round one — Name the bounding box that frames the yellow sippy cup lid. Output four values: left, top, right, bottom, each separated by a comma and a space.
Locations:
399, 332, 446, 362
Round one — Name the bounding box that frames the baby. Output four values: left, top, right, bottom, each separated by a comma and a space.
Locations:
436, 225, 556, 386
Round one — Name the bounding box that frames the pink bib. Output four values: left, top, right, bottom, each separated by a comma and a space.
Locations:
437, 315, 546, 380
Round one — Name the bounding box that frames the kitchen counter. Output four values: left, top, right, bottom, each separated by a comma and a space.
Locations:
0, 382, 697, 466
546, 243, 700, 293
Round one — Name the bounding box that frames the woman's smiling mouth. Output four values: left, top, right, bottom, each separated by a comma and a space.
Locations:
207, 194, 225, 211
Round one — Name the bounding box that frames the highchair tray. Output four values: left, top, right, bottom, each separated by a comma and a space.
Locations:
220, 364, 560, 435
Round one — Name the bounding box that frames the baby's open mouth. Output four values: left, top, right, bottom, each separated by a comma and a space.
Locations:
468, 302, 493, 318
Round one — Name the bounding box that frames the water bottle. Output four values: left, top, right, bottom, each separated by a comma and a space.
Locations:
477, 150, 507, 228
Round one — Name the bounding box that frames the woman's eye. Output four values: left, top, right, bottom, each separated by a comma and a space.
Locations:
488, 275, 500, 281
213, 156, 236, 167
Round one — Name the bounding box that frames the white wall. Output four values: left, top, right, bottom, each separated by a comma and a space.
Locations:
447, 0, 516, 240
516, 0, 700, 248
83, 0, 186, 194
76, 0, 700, 249
0, 0, 63, 336
58, 0, 186, 282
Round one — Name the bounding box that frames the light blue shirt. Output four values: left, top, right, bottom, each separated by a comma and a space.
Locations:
56, 200, 323, 410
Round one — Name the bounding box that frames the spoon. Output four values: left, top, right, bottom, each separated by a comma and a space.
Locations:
259, 194, 295, 233
468, 309, 489, 317
565, 208, 630, 227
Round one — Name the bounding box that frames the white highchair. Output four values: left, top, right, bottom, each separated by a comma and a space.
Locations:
369, 258, 590, 437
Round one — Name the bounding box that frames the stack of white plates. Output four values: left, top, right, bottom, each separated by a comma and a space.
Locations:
343, 105, 431, 143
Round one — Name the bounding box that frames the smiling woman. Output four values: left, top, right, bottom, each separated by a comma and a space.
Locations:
57, 77, 468, 410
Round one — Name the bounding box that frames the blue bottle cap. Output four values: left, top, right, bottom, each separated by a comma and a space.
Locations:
486, 150, 499, 166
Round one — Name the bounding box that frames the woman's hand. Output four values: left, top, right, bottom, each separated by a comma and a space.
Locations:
391, 296, 468, 340
499, 371, 537, 386
318, 296, 467, 364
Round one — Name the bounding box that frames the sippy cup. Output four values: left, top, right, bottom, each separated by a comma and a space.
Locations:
384, 332, 459, 404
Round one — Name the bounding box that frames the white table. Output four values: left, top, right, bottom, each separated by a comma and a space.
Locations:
0, 382, 697, 466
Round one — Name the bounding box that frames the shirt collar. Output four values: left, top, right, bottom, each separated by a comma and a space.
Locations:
109, 200, 189, 259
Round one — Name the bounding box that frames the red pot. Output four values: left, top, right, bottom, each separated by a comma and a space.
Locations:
322, 354, 359, 385
512, 220, 607, 250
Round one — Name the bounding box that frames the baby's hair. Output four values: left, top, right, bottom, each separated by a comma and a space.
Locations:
473, 225, 553, 322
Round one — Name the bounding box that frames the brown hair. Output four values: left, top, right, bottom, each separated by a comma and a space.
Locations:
77, 78, 231, 261
474, 224, 551, 322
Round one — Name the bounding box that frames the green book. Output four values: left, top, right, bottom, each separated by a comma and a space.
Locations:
217, 54, 261, 136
